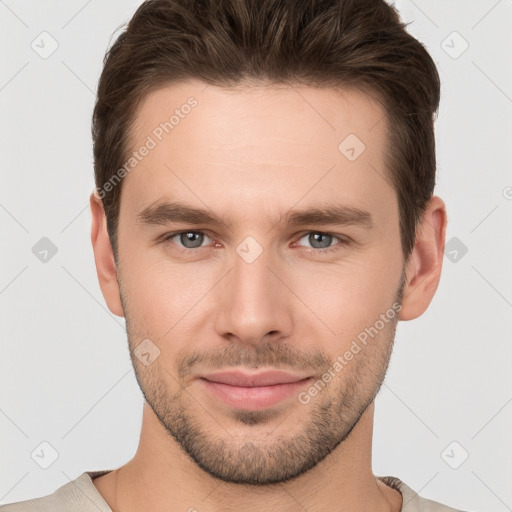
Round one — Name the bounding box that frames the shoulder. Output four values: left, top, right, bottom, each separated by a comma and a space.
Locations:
0, 472, 112, 512
379, 475, 469, 512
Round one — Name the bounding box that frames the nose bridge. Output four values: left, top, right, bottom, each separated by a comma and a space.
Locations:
214, 242, 292, 344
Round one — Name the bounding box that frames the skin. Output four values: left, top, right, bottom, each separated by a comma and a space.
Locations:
89, 80, 447, 512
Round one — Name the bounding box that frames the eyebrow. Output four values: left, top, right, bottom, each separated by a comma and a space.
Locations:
136, 200, 373, 230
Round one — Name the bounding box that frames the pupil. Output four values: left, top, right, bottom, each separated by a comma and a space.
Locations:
311, 233, 331, 249
181, 232, 203, 248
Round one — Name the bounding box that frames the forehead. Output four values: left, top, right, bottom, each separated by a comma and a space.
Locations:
129, 79, 387, 154
122, 79, 392, 222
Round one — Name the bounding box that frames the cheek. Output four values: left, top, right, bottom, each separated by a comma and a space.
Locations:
291, 249, 402, 343
120, 248, 218, 334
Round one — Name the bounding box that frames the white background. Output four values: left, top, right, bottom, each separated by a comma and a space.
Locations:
0, 0, 511, 510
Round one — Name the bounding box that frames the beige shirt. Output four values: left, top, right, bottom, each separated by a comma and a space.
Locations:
0, 470, 466, 511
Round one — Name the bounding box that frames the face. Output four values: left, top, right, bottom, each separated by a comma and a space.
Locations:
113, 81, 406, 485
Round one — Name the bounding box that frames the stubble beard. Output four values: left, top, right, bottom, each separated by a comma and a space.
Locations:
121, 272, 405, 485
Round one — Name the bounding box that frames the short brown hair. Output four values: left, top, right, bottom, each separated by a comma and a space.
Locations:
92, 0, 440, 262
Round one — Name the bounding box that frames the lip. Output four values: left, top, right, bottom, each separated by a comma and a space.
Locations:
199, 370, 313, 410
201, 370, 310, 387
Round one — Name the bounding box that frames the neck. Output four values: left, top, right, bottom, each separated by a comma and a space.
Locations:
93, 401, 402, 512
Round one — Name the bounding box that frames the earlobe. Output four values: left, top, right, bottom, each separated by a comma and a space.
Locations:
89, 190, 125, 318
398, 196, 447, 321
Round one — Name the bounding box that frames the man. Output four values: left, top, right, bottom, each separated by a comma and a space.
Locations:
1, 0, 469, 510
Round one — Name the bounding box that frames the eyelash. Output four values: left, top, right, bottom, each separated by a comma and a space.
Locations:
160, 230, 349, 256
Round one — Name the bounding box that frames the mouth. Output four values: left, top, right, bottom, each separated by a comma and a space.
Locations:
199, 370, 313, 410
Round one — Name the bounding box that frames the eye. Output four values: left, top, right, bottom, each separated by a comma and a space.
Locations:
160, 230, 349, 256
294, 231, 347, 253
162, 231, 213, 250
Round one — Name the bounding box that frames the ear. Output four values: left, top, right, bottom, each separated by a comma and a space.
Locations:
90, 189, 124, 318
399, 195, 447, 321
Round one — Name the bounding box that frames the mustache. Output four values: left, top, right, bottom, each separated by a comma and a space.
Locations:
177, 341, 332, 377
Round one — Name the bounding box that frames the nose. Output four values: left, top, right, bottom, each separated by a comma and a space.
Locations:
214, 246, 293, 347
